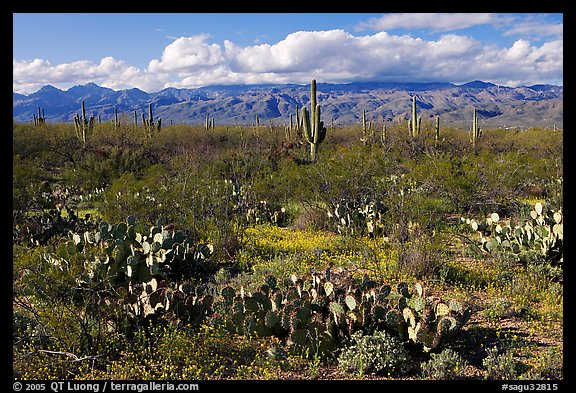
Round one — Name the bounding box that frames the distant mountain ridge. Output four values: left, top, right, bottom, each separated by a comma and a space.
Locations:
13, 80, 563, 128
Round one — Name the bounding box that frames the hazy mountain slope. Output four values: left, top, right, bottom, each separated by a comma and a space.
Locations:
13, 81, 563, 128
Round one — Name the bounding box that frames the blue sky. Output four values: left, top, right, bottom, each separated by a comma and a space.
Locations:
13, 13, 563, 94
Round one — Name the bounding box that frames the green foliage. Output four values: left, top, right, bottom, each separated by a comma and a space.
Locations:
519, 346, 563, 380
13, 155, 52, 220
482, 297, 516, 321
14, 320, 286, 380
12, 118, 563, 380
337, 330, 411, 376
96, 166, 174, 224
482, 346, 524, 380
420, 348, 468, 379
62, 144, 158, 191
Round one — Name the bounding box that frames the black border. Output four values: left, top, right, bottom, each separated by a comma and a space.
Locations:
10, 4, 570, 391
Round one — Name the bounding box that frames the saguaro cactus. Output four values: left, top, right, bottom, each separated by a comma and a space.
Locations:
409, 95, 421, 138
361, 109, 369, 145
471, 108, 481, 147
74, 100, 94, 147
205, 114, 215, 130
113, 106, 121, 128
143, 103, 161, 135
381, 124, 388, 144
295, 105, 301, 131
435, 116, 440, 141
301, 79, 327, 162
33, 106, 46, 126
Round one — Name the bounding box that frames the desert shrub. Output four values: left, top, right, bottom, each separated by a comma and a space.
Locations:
483, 346, 524, 380
13, 155, 52, 221
292, 204, 330, 231
482, 297, 517, 321
15, 318, 286, 380
96, 166, 176, 225
13, 240, 130, 380
337, 330, 411, 377
420, 348, 468, 379
518, 346, 563, 380
96, 323, 283, 380
395, 230, 445, 279
62, 144, 158, 191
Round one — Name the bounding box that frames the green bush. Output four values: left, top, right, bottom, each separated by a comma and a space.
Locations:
96, 167, 172, 225
519, 346, 563, 380
337, 330, 411, 377
483, 346, 523, 380
420, 348, 468, 379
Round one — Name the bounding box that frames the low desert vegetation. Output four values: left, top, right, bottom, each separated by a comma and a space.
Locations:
13, 94, 562, 382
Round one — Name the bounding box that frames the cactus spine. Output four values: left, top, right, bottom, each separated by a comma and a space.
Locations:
74, 100, 94, 147
471, 108, 481, 147
302, 79, 327, 162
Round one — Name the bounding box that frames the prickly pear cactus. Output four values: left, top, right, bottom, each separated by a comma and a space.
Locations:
55, 216, 214, 322
327, 198, 387, 236
400, 282, 472, 352
209, 269, 472, 357
462, 202, 563, 276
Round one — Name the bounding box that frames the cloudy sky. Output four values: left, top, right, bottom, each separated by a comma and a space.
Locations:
13, 13, 563, 94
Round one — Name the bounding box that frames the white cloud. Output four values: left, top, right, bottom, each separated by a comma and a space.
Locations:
12, 28, 563, 94
356, 13, 499, 32
13, 57, 167, 94
148, 34, 225, 73
505, 39, 532, 61
466, 39, 563, 86
357, 13, 563, 43
166, 67, 290, 89
231, 30, 356, 74
503, 21, 563, 39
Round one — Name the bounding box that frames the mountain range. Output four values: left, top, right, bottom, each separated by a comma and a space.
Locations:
12, 81, 563, 129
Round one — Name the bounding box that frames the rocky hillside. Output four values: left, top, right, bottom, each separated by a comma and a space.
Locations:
13, 81, 563, 129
